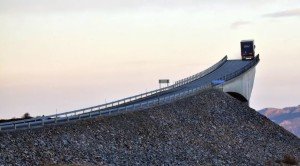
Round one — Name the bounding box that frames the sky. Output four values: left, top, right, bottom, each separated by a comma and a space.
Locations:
0, 0, 300, 119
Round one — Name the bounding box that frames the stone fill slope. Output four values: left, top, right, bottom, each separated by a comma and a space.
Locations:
0, 89, 299, 165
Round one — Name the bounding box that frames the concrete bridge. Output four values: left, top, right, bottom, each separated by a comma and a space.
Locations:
0, 55, 260, 131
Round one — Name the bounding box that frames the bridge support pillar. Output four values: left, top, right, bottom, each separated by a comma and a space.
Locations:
218, 66, 256, 103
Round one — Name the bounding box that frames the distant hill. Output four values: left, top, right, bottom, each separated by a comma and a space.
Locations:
0, 89, 299, 165
259, 105, 300, 137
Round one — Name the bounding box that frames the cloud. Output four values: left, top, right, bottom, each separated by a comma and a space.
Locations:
230, 21, 251, 29
0, 0, 209, 14
263, 8, 300, 18
0, 0, 284, 14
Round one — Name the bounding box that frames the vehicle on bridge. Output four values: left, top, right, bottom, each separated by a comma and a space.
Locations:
0, 41, 260, 132
241, 40, 255, 60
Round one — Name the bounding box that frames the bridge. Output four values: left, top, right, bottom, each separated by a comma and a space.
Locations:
0, 55, 260, 131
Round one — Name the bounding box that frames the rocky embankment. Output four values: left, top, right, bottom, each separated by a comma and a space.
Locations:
0, 89, 299, 165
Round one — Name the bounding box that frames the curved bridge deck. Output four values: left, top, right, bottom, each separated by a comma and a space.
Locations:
0, 55, 260, 131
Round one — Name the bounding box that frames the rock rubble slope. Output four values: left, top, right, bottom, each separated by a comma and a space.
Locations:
0, 89, 299, 165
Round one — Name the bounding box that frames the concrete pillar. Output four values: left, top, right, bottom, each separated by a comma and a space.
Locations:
218, 66, 256, 102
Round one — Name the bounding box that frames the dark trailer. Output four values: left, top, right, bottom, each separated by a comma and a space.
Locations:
241, 40, 255, 60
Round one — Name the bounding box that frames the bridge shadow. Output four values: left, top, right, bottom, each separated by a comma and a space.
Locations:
226, 92, 248, 104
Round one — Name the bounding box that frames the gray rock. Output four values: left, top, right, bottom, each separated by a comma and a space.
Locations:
0, 89, 299, 165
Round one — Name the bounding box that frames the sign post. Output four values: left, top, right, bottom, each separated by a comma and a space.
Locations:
158, 79, 170, 105
159, 79, 170, 89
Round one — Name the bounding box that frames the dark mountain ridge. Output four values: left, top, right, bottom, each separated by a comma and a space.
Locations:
259, 105, 300, 137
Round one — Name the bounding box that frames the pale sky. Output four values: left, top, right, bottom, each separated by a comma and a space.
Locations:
0, 0, 300, 118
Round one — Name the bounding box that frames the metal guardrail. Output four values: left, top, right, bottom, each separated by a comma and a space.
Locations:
0, 84, 212, 131
215, 54, 260, 82
0, 56, 227, 130
174, 56, 228, 87
0, 55, 259, 132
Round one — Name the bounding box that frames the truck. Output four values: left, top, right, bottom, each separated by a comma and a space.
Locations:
241, 40, 255, 60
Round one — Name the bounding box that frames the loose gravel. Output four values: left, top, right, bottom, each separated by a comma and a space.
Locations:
0, 89, 299, 165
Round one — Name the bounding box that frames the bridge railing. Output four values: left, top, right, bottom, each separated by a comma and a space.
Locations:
0, 55, 259, 132
0, 83, 212, 131
173, 56, 227, 87
216, 55, 260, 82
0, 85, 171, 127
0, 56, 228, 128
